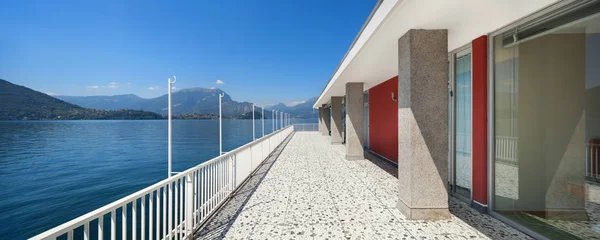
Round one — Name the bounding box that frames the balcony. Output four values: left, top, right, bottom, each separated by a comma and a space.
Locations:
195, 131, 531, 239
32, 126, 532, 240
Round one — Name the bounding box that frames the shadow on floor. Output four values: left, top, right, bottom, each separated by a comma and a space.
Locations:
364, 151, 398, 178
193, 133, 294, 239
363, 149, 532, 239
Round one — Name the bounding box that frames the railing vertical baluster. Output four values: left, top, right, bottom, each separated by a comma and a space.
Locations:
122, 205, 127, 240
179, 178, 183, 240
84, 222, 89, 240
213, 162, 216, 209
220, 159, 223, 198
168, 183, 173, 239
586, 144, 590, 177
149, 192, 154, 240
592, 146, 596, 178
193, 170, 200, 226
157, 190, 161, 240
163, 185, 167, 240
592, 145, 600, 178
202, 166, 206, 221
141, 196, 145, 240
111, 210, 116, 240
185, 173, 194, 238
98, 215, 104, 240
174, 180, 179, 239
218, 159, 222, 203
133, 200, 137, 240
209, 163, 213, 212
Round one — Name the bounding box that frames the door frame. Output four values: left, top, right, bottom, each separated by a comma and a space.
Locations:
448, 43, 473, 202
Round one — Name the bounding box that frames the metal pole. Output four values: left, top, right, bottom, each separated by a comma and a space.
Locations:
272, 110, 274, 132
168, 76, 176, 178
219, 93, 224, 155
262, 107, 264, 137
275, 111, 278, 131
252, 104, 255, 141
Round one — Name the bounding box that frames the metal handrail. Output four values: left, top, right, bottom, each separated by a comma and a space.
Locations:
292, 123, 318, 132
31, 126, 294, 240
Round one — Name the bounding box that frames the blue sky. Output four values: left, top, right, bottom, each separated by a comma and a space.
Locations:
0, 0, 375, 106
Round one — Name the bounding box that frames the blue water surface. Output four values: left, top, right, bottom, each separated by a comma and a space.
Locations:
0, 119, 315, 239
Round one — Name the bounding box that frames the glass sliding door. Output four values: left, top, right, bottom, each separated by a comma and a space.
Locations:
491, 2, 600, 238
450, 48, 473, 200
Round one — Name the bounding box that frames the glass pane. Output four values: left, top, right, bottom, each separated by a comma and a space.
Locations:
493, 13, 600, 239
455, 53, 472, 199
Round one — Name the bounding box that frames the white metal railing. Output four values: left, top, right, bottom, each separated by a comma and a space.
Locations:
495, 136, 518, 163
31, 126, 294, 240
292, 123, 318, 132
586, 142, 600, 180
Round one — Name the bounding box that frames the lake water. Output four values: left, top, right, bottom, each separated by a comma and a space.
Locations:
0, 119, 315, 239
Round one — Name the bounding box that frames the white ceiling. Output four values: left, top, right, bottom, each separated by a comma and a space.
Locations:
314, 0, 559, 108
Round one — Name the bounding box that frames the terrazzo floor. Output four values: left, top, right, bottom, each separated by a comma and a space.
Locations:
195, 132, 532, 240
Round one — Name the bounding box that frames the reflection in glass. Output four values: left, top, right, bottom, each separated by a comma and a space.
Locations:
493, 13, 600, 239
455, 53, 472, 199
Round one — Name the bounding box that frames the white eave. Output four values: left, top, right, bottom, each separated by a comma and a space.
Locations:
313, 0, 559, 109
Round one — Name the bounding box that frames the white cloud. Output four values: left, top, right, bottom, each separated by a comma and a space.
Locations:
171, 86, 177, 90
148, 86, 160, 90
127, 82, 132, 85
87, 85, 99, 89
216, 79, 224, 85
288, 101, 306, 107
103, 82, 120, 89
210, 87, 216, 89
45, 92, 57, 96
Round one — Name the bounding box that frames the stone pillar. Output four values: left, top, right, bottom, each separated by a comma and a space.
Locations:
318, 107, 324, 133
345, 82, 364, 160
331, 96, 343, 144
397, 29, 450, 220
322, 104, 331, 136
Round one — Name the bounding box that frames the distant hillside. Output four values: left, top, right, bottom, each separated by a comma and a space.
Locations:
57, 94, 147, 110
0, 79, 164, 120
58, 88, 318, 118
267, 96, 318, 119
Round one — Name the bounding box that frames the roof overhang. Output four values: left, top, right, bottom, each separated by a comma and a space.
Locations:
313, 0, 559, 109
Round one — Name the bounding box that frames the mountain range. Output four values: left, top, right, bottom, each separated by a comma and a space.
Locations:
0, 79, 163, 120
57, 89, 318, 118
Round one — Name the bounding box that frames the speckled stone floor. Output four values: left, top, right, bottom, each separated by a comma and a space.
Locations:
195, 132, 532, 240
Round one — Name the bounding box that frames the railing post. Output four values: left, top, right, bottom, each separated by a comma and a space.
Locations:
185, 173, 194, 239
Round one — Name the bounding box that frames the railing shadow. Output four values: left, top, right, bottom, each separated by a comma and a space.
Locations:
193, 132, 295, 239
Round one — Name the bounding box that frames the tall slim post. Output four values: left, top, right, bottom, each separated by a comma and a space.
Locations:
168, 76, 176, 178
275, 111, 278, 130
272, 110, 274, 132
262, 107, 265, 137
219, 93, 224, 155
252, 104, 255, 141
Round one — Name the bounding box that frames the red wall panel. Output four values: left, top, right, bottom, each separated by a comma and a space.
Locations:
369, 76, 399, 163
472, 35, 488, 205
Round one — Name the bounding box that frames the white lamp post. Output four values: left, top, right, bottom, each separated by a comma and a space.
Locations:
252, 104, 255, 141
219, 93, 224, 155
168, 76, 176, 178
